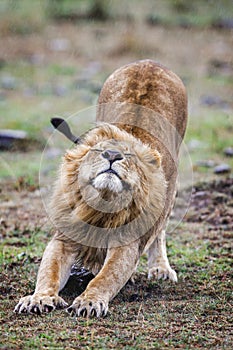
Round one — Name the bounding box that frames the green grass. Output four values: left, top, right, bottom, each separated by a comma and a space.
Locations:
0, 2, 232, 182
0, 62, 88, 133
1, 107, 232, 181
1, 221, 232, 349
0, 151, 43, 179
0, 0, 47, 35
1, 0, 232, 33
148, 0, 233, 27
184, 109, 233, 178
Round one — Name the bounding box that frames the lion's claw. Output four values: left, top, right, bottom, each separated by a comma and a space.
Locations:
148, 265, 177, 282
67, 296, 108, 318
14, 294, 68, 315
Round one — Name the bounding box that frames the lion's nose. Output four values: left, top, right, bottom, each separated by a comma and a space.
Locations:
102, 149, 123, 163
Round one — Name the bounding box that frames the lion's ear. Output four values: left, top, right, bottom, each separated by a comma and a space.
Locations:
150, 150, 162, 167
51, 118, 80, 144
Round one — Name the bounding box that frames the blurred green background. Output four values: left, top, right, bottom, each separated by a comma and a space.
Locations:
0, 0, 232, 181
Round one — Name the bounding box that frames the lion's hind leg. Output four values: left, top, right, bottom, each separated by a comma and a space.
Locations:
147, 230, 177, 282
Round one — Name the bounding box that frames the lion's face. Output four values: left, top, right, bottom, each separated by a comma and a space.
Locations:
77, 134, 162, 200
52, 124, 166, 245
58, 124, 165, 215
81, 139, 142, 194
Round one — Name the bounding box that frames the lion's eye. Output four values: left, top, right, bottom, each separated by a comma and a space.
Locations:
91, 149, 103, 153
149, 159, 157, 165
125, 153, 135, 158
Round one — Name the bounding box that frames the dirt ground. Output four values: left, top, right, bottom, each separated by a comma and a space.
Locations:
0, 173, 232, 349
0, 2, 233, 349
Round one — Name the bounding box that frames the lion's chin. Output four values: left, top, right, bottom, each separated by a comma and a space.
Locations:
92, 173, 123, 193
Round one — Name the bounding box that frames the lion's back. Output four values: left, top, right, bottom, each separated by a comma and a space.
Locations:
98, 59, 187, 141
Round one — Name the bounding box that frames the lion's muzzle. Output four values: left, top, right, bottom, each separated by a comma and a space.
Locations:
92, 148, 124, 193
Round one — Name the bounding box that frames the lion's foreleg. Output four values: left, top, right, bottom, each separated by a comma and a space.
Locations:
147, 230, 177, 282
67, 242, 140, 317
14, 238, 76, 314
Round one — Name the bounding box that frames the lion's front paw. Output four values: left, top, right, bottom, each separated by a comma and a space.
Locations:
14, 294, 68, 315
67, 295, 108, 318
148, 264, 177, 282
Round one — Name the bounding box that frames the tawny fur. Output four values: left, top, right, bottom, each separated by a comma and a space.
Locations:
14, 60, 187, 317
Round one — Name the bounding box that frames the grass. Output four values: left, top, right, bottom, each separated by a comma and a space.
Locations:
0, 2, 232, 183
186, 110, 233, 149
0, 61, 94, 133
1, 178, 232, 348
184, 108, 233, 181
0, 0, 46, 36
1, 107, 232, 181
147, 0, 233, 27
1, 0, 233, 34
1, 220, 232, 349
0, 151, 43, 179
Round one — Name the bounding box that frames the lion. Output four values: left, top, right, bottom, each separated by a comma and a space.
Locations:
14, 59, 187, 317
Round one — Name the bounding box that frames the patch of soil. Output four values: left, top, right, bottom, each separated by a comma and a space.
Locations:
1, 177, 232, 349
1, 177, 232, 298
185, 177, 233, 231
1, 176, 232, 241
0, 180, 47, 239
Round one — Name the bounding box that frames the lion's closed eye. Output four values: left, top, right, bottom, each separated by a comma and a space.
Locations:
124, 153, 134, 157
91, 148, 133, 158
91, 149, 103, 153
148, 158, 157, 165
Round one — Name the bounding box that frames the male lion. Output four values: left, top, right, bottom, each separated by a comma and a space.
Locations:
14, 60, 187, 317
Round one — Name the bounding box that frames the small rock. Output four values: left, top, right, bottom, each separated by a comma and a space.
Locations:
210, 59, 229, 69
224, 147, 233, 157
193, 191, 206, 198
1, 75, 17, 90
53, 85, 68, 97
200, 95, 228, 108
187, 139, 207, 151
49, 38, 71, 52
209, 59, 233, 72
0, 129, 27, 139
212, 18, 233, 29
81, 61, 102, 79
0, 129, 28, 150
17, 252, 26, 259
196, 160, 215, 168
146, 14, 163, 26
212, 192, 228, 204
29, 54, 44, 65
45, 147, 62, 159
0, 129, 41, 151
23, 87, 38, 97
214, 164, 231, 174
